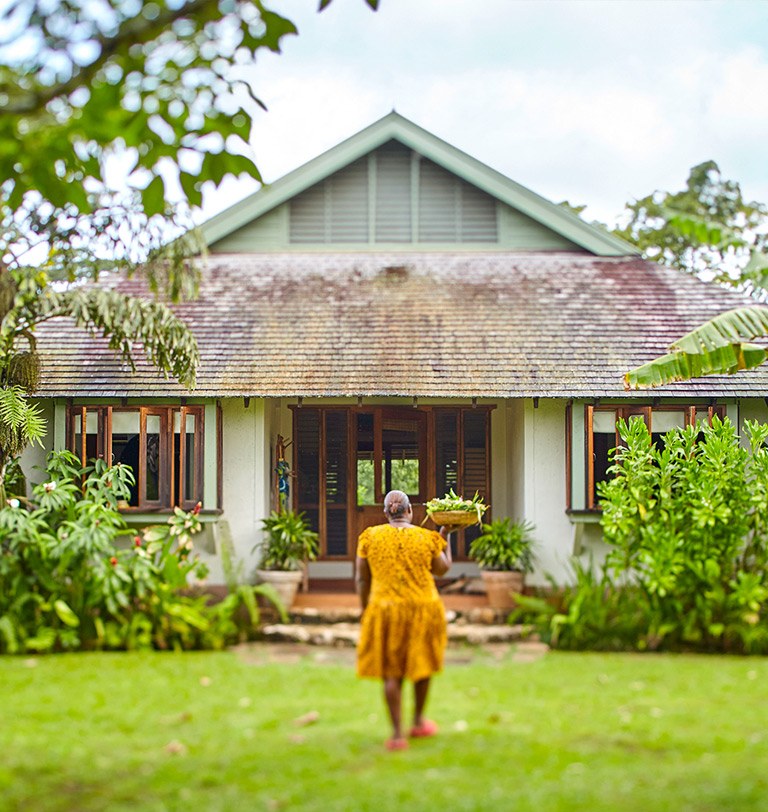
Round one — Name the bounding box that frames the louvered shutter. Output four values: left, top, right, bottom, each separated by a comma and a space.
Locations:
329, 159, 369, 242
375, 143, 412, 242
290, 184, 326, 243
418, 159, 497, 242
418, 160, 459, 242
461, 184, 498, 242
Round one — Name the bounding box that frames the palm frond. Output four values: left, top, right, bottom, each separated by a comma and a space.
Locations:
57, 288, 199, 389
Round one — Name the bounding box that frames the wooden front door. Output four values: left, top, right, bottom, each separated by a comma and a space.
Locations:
292, 405, 492, 562
353, 408, 428, 541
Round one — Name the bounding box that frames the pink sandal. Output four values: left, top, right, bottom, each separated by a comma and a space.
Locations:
385, 737, 409, 751
410, 720, 439, 738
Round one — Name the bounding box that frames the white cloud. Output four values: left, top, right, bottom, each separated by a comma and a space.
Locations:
199, 0, 768, 227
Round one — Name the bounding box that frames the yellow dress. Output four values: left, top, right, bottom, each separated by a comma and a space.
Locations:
356, 524, 447, 682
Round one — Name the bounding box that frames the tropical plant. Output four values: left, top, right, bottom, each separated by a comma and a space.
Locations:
0, 0, 379, 487
257, 509, 319, 571
468, 517, 535, 572
542, 416, 768, 654
0, 450, 283, 653
625, 305, 768, 389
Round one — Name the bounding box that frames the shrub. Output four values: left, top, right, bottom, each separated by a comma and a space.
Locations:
547, 417, 768, 653
0, 451, 282, 654
468, 517, 535, 572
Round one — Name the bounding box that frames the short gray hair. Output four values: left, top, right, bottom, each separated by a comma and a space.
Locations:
383, 490, 410, 518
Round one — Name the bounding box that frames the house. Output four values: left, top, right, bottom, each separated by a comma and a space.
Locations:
27, 112, 768, 590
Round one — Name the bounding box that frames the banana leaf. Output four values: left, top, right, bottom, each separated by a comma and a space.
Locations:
625, 306, 768, 389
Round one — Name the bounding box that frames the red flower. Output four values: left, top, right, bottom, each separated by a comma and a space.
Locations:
109, 556, 118, 566
134, 536, 142, 547
192, 502, 202, 515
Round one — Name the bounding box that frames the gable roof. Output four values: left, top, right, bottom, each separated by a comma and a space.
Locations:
201, 112, 637, 257
34, 252, 768, 400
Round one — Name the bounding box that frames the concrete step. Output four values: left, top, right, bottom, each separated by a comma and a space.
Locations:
287, 605, 511, 625
291, 592, 492, 614
260, 621, 532, 648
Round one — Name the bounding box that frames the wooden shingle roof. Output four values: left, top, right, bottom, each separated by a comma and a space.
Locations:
34, 252, 768, 399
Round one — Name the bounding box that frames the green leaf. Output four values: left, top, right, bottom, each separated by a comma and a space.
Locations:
53, 599, 80, 628
142, 175, 166, 218
625, 307, 768, 389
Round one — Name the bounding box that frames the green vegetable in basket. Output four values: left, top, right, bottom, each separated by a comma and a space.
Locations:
425, 489, 488, 524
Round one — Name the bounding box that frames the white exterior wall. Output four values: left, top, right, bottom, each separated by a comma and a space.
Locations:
519, 400, 576, 585
216, 398, 272, 583
739, 400, 768, 434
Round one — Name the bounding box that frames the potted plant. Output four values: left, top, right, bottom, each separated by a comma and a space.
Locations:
468, 517, 536, 610
254, 510, 319, 609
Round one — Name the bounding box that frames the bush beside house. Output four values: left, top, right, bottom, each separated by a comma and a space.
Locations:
0, 452, 281, 654
520, 417, 768, 654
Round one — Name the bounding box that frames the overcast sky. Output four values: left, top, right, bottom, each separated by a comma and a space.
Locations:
200, 0, 768, 228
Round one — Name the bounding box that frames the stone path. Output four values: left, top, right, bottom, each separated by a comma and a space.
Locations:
233, 639, 549, 666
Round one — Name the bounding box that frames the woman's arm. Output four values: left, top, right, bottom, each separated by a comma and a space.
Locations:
355, 556, 371, 610
431, 526, 455, 576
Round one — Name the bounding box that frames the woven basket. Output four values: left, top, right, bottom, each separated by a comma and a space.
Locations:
428, 510, 481, 528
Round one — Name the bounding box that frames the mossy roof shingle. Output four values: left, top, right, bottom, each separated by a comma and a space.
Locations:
34, 252, 768, 399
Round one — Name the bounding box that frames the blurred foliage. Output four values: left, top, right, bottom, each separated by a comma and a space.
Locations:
614, 160, 768, 292
0, 0, 377, 477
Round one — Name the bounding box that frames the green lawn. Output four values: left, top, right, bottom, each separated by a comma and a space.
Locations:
1, 644, 766, 811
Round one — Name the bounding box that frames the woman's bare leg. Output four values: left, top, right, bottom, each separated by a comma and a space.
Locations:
413, 677, 431, 727
383, 678, 404, 740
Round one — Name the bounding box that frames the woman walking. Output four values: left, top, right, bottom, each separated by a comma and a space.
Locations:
355, 489, 455, 751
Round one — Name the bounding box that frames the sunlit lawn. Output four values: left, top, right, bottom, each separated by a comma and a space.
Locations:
1, 643, 767, 811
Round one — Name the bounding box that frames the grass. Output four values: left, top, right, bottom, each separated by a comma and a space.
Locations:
1, 644, 767, 811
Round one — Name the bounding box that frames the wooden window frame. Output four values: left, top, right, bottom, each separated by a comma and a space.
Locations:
66, 404, 205, 512
585, 403, 727, 510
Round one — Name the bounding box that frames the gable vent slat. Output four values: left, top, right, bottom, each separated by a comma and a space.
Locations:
290, 184, 326, 243
461, 185, 498, 242
375, 147, 411, 242
418, 159, 497, 243
290, 147, 497, 245
329, 159, 368, 242
419, 161, 459, 242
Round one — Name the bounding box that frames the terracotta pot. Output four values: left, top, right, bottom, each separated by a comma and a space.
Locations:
256, 569, 303, 610
480, 570, 524, 611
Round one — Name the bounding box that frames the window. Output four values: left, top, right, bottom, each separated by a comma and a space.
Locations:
67, 405, 205, 510
584, 404, 725, 509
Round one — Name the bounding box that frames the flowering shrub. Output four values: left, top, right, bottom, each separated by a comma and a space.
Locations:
0, 451, 283, 654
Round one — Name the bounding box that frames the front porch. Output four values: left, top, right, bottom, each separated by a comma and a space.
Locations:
266, 589, 527, 649
293, 590, 493, 615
